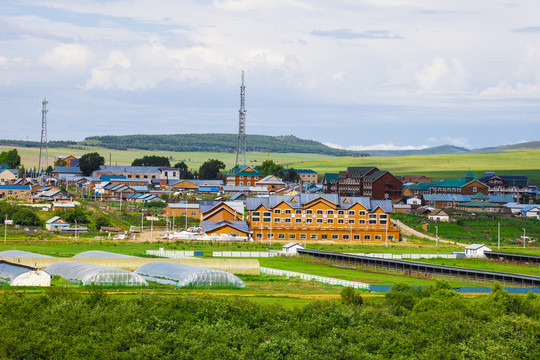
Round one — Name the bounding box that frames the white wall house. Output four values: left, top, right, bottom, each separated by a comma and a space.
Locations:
465, 244, 492, 258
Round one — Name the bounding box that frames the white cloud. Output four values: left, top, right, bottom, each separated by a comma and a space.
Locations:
414, 56, 469, 92
41, 43, 91, 69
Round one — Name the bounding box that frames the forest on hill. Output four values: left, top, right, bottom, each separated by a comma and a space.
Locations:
81, 134, 369, 156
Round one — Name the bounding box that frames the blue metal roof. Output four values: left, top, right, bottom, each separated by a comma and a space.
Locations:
52, 166, 82, 174
0, 185, 31, 190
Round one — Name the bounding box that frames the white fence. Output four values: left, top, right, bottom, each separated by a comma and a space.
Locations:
213, 251, 289, 258
346, 253, 457, 260
261, 267, 370, 290
145, 250, 197, 259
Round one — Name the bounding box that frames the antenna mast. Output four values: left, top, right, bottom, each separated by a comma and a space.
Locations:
38, 99, 49, 175
235, 71, 247, 167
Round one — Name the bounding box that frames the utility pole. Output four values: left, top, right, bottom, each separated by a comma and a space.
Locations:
435, 225, 439, 247
498, 223, 500, 250
4, 215, 7, 244
235, 71, 247, 167
523, 228, 526, 248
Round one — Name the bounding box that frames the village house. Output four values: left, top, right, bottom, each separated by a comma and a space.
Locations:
454, 193, 504, 213
322, 173, 339, 194
331, 167, 402, 200
51, 166, 83, 179
255, 175, 287, 193
0, 184, 31, 199
92, 165, 180, 182
0, 168, 17, 184
225, 166, 263, 187
165, 203, 201, 219
405, 171, 489, 198
287, 169, 318, 184
479, 172, 530, 202
247, 194, 399, 242
54, 155, 80, 167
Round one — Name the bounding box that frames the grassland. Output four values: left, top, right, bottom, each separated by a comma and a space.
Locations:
4, 144, 539, 183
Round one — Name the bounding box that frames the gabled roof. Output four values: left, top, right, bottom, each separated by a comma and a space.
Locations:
52, 166, 82, 174
201, 220, 249, 234
0, 185, 31, 190
323, 173, 339, 183
283, 242, 304, 249
228, 166, 261, 176
246, 195, 393, 213
256, 175, 285, 185
471, 193, 489, 199
465, 244, 491, 250
292, 169, 317, 174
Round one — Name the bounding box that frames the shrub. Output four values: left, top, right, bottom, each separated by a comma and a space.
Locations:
340, 287, 363, 305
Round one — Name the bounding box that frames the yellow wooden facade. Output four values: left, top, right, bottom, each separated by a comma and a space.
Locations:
248, 197, 399, 242
201, 204, 243, 222
205, 223, 249, 237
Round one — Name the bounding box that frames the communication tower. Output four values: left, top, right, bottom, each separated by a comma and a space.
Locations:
38, 99, 49, 174
235, 71, 247, 167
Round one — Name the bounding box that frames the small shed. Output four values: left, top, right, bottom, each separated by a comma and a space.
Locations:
428, 209, 450, 222
282, 242, 305, 255
0, 260, 51, 286
45, 216, 70, 231
465, 244, 492, 258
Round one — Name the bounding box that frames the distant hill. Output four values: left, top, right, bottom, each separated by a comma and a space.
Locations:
81, 134, 370, 157
362, 145, 471, 157
474, 141, 540, 154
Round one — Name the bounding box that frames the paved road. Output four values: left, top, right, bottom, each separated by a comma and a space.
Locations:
391, 219, 467, 247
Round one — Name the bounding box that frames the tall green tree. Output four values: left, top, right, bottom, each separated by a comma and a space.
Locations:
284, 168, 300, 182
199, 159, 226, 180
256, 160, 284, 177
0, 149, 21, 168
132, 155, 171, 167
79, 152, 105, 176
174, 161, 194, 179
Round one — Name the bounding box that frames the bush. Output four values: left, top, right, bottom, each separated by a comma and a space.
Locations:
340, 286, 363, 305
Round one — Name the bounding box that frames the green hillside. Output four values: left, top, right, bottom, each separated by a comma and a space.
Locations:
475, 141, 540, 154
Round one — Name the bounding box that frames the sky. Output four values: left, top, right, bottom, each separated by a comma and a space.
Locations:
1, 0, 540, 150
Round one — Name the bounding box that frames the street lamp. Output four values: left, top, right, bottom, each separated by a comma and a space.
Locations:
385, 219, 388, 248
348, 223, 352, 246
75, 220, 78, 242
4, 215, 9, 244
435, 225, 439, 247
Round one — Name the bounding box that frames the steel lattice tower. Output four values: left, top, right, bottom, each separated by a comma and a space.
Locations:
235, 71, 247, 167
38, 99, 49, 174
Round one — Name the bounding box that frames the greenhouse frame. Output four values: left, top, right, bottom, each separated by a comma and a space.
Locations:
72, 250, 140, 259
0, 250, 53, 258
135, 262, 246, 288
45, 261, 149, 286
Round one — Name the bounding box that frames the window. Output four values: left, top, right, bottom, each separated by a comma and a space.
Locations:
316, 210, 323, 215
144, 175, 148, 179
321, 234, 328, 240
348, 219, 355, 224
327, 219, 334, 224
316, 219, 323, 223
388, 235, 394, 241
332, 234, 339, 240
263, 212, 271, 217
253, 211, 260, 217
299, 234, 307, 239
152, 175, 156, 179
473, 187, 477, 193
327, 210, 334, 215
190, 211, 196, 216
358, 220, 365, 224
295, 218, 302, 223
369, 220, 377, 224
256, 233, 262, 239
263, 217, 271, 222
306, 219, 313, 223
369, 214, 377, 219
284, 218, 292, 223
375, 235, 382, 240
379, 214, 387, 219
337, 219, 344, 224
274, 218, 281, 223
289, 234, 296, 239
353, 235, 360, 240
343, 234, 349, 240
268, 234, 274, 239
338, 210, 345, 215
364, 235, 371, 240
359, 211, 366, 216
284, 209, 292, 214
310, 234, 318, 239
278, 233, 286, 239
252, 217, 260, 222
247, 182, 251, 185
380, 220, 387, 225
348, 210, 355, 215
240, 176, 244, 179
136, 175, 140, 179
306, 210, 313, 215
296, 209, 302, 214
274, 209, 281, 214
173, 172, 176, 177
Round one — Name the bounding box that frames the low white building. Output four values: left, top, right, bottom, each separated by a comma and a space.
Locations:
465, 244, 492, 258
0, 261, 51, 287
428, 209, 450, 222
282, 242, 305, 255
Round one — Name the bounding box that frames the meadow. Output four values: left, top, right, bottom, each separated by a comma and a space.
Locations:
3, 144, 539, 183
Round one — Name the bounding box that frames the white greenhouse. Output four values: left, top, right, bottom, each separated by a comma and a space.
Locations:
72, 250, 140, 259
45, 261, 149, 286
135, 262, 246, 288
0, 250, 53, 258
0, 261, 51, 286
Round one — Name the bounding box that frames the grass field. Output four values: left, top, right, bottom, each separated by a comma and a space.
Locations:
4, 144, 539, 184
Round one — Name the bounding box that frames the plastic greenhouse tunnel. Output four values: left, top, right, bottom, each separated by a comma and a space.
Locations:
135, 262, 246, 288
45, 261, 149, 286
